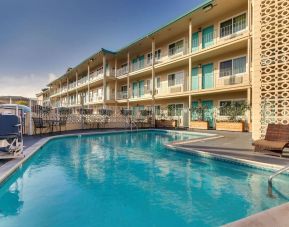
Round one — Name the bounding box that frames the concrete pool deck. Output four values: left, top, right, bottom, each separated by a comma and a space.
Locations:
1, 128, 289, 227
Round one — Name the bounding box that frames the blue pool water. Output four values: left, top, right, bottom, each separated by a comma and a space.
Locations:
0, 130, 289, 227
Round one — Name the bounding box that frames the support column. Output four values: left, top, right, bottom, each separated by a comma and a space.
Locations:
189, 19, 192, 54
188, 57, 192, 92
247, 87, 252, 131
198, 65, 202, 91
66, 77, 69, 107
151, 38, 156, 127
59, 82, 62, 107
114, 58, 118, 101
76, 71, 79, 105
87, 63, 90, 108
127, 52, 130, 109
103, 55, 107, 108
188, 95, 192, 129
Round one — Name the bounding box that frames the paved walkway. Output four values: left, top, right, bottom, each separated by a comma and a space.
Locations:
176, 129, 289, 166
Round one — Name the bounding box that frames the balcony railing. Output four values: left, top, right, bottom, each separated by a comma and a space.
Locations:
117, 66, 129, 77
68, 82, 76, 90
61, 86, 68, 93
90, 71, 103, 81
155, 81, 189, 96
117, 91, 128, 100
131, 60, 152, 72
78, 76, 88, 86
220, 20, 247, 38
168, 46, 184, 57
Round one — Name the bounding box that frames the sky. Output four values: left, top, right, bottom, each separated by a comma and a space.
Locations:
0, 0, 204, 98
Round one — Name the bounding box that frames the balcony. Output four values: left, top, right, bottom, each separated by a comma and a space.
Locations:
117, 66, 129, 77
77, 76, 88, 87
117, 91, 128, 100
90, 70, 103, 82
61, 86, 68, 93
131, 61, 152, 73
89, 94, 103, 103
130, 89, 151, 99
192, 20, 248, 53
168, 46, 185, 58
155, 84, 188, 96
68, 82, 77, 90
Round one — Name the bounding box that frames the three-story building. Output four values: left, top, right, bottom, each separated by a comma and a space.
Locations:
38, 0, 289, 140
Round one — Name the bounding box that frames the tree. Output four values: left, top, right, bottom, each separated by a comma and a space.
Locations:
15, 100, 28, 106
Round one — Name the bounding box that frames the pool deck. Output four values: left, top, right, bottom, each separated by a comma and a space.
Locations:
173, 129, 289, 167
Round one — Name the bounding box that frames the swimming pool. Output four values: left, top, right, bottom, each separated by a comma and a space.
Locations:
0, 130, 288, 227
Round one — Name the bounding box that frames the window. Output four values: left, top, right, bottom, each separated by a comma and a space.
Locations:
219, 100, 246, 116
147, 49, 162, 64
147, 53, 152, 65
155, 77, 161, 89
169, 40, 184, 56
168, 104, 183, 116
220, 13, 246, 38
168, 72, 184, 87
121, 85, 127, 92
155, 105, 161, 116
219, 56, 246, 77
155, 49, 161, 60
146, 80, 151, 91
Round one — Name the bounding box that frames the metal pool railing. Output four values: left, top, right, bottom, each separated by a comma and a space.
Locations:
268, 164, 289, 198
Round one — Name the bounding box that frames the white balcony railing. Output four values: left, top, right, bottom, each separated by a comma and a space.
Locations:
117, 91, 128, 100
168, 46, 185, 57
90, 71, 103, 81
68, 82, 76, 90
220, 20, 247, 38
78, 76, 88, 86
117, 66, 129, 77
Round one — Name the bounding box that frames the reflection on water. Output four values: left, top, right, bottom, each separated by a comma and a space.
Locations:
0, 131, 289, 227
0, 180, 23, 217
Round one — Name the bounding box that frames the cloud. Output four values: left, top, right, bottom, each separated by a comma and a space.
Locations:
0, 73, 58, 98
48, 73, 58, 82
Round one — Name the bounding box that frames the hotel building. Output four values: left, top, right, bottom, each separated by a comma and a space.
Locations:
37, 0, 289, 140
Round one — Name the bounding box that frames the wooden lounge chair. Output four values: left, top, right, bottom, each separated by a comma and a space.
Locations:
253, 124, 289, 156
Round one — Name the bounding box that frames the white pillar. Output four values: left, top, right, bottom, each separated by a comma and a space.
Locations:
87, 64, 90, 108
66, 78, 69, 107
114, 58, 118, 101
127, 52, 130, 109
29, 99, 33, 135
103, 55, 107, 108
188, 95, 192, 128
76, 71, 79, 105
189, 19, 192, 54
151, 38, 156, 127
189, 57, 192, 92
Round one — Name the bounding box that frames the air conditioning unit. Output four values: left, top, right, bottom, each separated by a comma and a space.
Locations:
169, 85, 183, 93
224, 76, 243, 85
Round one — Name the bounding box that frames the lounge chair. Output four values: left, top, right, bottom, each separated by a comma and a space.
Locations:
0, 114, 24, 159
58, 117, 67, 132
253, 124, 289, 156
32, 117, 47, 135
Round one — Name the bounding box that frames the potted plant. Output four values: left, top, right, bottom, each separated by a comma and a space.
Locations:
155, 107, 177, 128
216, 103, 250, 132
190, 105, 209, 130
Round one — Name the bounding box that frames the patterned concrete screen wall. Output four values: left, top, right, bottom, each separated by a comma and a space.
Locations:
252, 0, 289, 140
